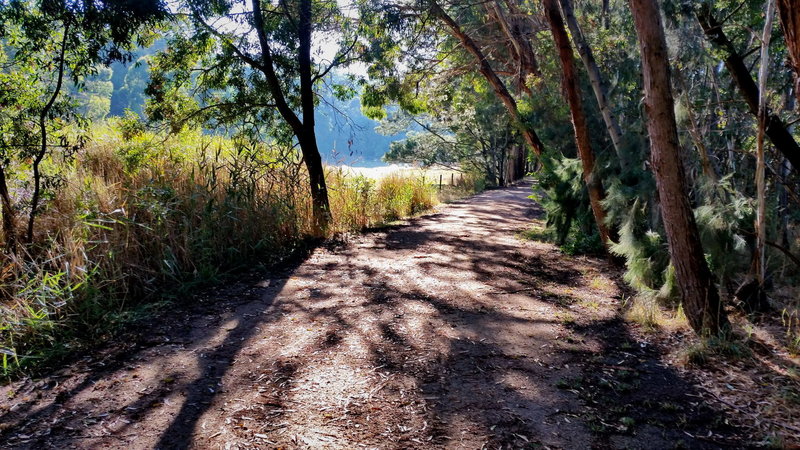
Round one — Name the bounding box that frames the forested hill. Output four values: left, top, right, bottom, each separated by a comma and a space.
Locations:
99, 44, 399, 165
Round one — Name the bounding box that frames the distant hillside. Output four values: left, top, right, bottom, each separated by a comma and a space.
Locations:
315, 96, 404, 165
75, 43, 401, 165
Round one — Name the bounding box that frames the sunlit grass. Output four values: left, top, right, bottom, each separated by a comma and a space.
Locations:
0, 124, 484, 378
335, 164, 465, 184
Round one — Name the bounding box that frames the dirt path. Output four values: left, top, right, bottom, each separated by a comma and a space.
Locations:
1, 181, 741, 449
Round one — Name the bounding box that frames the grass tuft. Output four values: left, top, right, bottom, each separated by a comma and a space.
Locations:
679, 333, 752, 367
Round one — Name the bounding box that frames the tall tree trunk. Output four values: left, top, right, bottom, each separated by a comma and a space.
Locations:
709, 66, 737, 173
558, 0, 628, 170
630, 0, 729, 335
514, 143, 526, 181
673, 70, 719, 182
779, 88, 794, 247
0, 163, 17, 253
252, 0, 330, 236
685, 98, 719, 181
779, 156, 792, 247
697, 6, 800, 172
776, 0, 800, 107
28, 19, 70, 244
755, 0, 775, 289
429, 1, 545, 156
297, 0, 331, 235
543, 0, 613, 246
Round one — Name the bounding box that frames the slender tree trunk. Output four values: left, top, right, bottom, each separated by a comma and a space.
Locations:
697, 6, 800, 171
630, 0, 729, 335
499, 133, 508, 186
429, 1, 545, 156
252, 0, 330, 236
0, 163, 17, 253
755, 0, 775, 288
297, 0, 331, 235
776, 0, 800, 107
779, 156, 792, 247
778, 87, 794, 248
710, 67, 736, 172
685, 99, 719, 181
559, 0, 628, 170
499, 147, 507, 186
514, 143, 526, 181
488, 0, 540, 95
673, 69, 719, 182
543, 0, 613, 246
28, 20, 70, 244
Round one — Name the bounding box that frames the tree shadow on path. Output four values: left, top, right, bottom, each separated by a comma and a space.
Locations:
0, 181, 748, 449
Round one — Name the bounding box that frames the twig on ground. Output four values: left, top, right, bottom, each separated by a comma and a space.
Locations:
487, 287, 537, 295
706, 391, 800, 434
366, 375, 395, 400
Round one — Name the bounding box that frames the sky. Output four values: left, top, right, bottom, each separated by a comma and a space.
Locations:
185, 0, 367, 76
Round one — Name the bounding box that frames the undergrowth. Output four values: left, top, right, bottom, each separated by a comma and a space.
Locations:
520, 222, 604, 256
0, 123, 476, 379
679, 333, 753, 367
782, 309, 800, 356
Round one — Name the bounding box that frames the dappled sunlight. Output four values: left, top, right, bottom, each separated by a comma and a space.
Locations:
1, 181, 742, 448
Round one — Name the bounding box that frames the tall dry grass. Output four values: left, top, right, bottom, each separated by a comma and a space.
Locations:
0, 124, 474, 377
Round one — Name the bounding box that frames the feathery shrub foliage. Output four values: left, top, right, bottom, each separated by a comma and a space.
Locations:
531, 157, 589, 246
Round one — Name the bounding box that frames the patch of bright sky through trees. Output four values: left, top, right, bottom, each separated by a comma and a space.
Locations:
169, 0, 367, 77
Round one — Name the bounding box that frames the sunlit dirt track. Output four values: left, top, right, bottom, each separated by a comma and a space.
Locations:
1, 180, 739, 449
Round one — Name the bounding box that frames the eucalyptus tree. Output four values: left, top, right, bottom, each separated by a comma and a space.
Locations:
542, 0, 612, 246
696, 2, 800, 171
364, 0, 623, 246
557, 0, 627, 170
777, 0, 800, 107
147, 0, 366, 236
364, 0, 798, 335
630, 0, 729, 335
425, 0, 545, 156
0, 0, 165, 250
